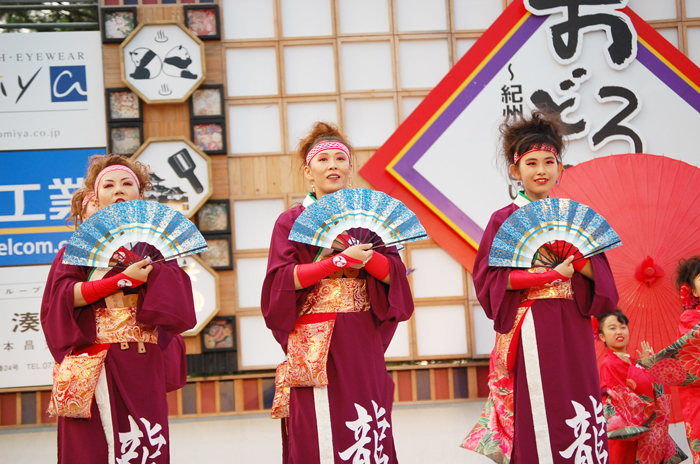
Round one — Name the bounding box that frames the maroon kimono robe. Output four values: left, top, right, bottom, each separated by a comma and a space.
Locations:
473, 200, 619, 464
41, 247, 195, 464
261, 204, 414, 464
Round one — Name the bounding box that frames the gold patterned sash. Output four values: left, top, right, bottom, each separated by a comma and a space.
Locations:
271, 278, 370, 419
95, 292, 158, 345
47, 291, 156, 419
520, 267, 574, 303
298, 277, 371, 316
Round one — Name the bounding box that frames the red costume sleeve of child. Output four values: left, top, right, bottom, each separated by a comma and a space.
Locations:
296, 253, 364, 288
363, 252, 390, 280
81, 273, 146, 305
509, 269, 569, 290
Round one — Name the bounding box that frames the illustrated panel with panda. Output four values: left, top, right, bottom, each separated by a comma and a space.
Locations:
123, 23, 203, 102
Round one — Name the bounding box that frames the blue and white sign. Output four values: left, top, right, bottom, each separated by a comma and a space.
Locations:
0, 148, 104, 266
0, 31, 106, 151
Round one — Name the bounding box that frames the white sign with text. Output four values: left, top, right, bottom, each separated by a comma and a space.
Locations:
0, 265, 53, 388
0, 31, 106, 151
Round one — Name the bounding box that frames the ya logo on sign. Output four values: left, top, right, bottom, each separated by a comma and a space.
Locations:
49, 66, 88, 102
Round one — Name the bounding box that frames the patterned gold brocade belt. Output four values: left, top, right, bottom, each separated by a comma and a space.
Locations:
95, 292, 158, 345
520, 267, 574, 303
298, 277, 371, 316
271, 278, 370, 419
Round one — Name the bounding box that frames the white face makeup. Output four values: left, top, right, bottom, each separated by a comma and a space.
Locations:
96, 168, 141, 208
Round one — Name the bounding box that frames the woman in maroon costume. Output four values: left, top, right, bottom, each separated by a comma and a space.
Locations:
462, 112, 619, 463
41, 154, 195, 464
262, 122, 414, 464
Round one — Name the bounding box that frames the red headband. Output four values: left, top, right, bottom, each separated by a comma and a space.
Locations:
94, 165, 140, 196
81, 191, 95, 209
513, 143, 560, 165
306, 141, 350, 165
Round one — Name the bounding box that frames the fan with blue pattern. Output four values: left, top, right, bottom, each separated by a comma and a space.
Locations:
488, 198, 621, 268
63, 200, 208, 268
289, 188, 427, 251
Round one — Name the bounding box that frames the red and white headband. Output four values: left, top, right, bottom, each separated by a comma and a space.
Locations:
81, 191, 95, 209
513, 143, 560, 165
305, 141, 350, 165
94, 165, 140, 195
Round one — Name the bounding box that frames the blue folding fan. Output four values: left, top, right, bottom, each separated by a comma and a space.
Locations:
63, 200, 208, 268
488, 198, 621, 268
289, 188, 427, 251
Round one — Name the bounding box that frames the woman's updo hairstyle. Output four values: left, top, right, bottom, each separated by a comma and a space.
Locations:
676, 256, 700, 290
500, 111, 566, 166
296, 121, 354, 167
84, 154, 152, 194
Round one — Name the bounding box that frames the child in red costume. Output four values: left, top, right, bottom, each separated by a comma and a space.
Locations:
597, 310, 683, 464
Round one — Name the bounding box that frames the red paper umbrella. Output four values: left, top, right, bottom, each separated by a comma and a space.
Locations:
551, 154, 700, 422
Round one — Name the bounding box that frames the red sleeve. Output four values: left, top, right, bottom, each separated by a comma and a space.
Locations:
599, 351, 629, 395
679, 309, 700, 337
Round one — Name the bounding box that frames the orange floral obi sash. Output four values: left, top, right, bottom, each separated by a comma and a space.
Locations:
48, 291, 156, 419
271, 278, 370, 419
